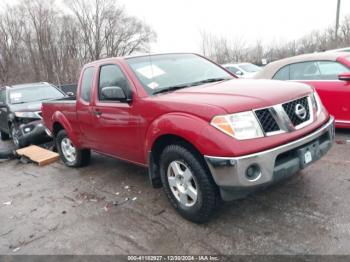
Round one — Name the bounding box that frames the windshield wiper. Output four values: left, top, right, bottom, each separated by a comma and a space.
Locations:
190, 77, 231, 86
37, 98, 57, 102
153, 83, 193, 95
153, 78, 231, 95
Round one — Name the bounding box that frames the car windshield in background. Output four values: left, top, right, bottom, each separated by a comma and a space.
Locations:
9, 85, 65, 104
126, 54, 233, 95
239, 63, 261, 73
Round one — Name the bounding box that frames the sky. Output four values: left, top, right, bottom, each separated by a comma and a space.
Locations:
116, 0, 350, 53
2, 0, 350, 53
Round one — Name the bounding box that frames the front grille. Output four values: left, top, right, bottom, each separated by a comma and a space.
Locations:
255, 109, 280, 133
282, 97, 310, 126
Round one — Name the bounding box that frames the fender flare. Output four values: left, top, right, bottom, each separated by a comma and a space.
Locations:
144, 113, 209, 162
145, 113, 211, 188
51, 111, 81, 147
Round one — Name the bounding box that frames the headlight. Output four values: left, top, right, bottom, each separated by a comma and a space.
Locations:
211, 111, 264, 140
311, 91, 322, 116
14, 112, 39, 119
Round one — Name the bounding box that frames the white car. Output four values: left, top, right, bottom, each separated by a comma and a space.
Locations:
222, 63, 262, 78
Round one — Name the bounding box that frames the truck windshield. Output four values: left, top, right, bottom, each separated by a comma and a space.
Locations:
9, 85, 65, 104
126, 54, 233, 95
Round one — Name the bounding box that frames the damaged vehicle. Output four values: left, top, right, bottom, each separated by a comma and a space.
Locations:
42, 53, 334, 223
0, 82, 66, 148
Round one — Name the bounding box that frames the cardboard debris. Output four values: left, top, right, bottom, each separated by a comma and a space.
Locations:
16, 145, 59, 166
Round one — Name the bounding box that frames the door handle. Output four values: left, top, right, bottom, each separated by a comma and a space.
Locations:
93, 109, 102, 117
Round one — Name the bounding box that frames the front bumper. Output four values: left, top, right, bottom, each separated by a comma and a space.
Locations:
18, 120, 52, 147
204, 117, 335, 201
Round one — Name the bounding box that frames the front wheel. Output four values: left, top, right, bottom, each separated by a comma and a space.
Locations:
10, 126, 23, 148
160, 144, 221, 223
56, 130, 91, 167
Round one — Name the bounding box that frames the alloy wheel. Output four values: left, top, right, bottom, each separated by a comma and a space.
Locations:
167, 160, 198, 207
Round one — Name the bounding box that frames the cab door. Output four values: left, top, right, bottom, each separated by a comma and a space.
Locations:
90, 63, 142, 163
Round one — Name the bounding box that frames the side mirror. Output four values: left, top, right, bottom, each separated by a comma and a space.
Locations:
338, 72, 350, 81
101, 86, 130, 101
235, 70, 243, 76
66, 92, 75, 97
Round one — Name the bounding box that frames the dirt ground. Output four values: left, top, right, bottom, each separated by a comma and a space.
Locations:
0, 130, 350, 255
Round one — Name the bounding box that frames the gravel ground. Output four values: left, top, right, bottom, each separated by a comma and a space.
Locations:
0, 130, 349, 255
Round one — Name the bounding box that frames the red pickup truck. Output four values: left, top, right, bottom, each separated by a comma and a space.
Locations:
42, 53, 335, 223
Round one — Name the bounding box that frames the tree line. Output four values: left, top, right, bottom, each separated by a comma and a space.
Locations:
200, 15, 350, 65
0, 0, 156, 86
1, 1, 349, 86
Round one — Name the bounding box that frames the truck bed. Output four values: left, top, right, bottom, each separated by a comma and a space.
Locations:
41, 97, 78, 136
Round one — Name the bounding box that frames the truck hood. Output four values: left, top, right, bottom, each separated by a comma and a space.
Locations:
153, 79, 313, 114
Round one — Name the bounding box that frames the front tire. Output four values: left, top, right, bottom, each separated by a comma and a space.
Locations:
160, 144, 221, 223
56, 130, 91, 167
10, 126, 25, 148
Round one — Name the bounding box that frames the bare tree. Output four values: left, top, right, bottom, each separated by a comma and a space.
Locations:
64, 0, 156, 60
199, 30, 247, 64
199, 15, 350, 65
0, 0, 156, 86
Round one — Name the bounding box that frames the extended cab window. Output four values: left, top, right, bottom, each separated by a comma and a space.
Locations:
98, 64, 130, 101
81, 67, 95, 102
273, 65, 290, 80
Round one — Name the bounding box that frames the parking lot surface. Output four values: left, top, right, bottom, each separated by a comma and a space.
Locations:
0, 131, 350, 255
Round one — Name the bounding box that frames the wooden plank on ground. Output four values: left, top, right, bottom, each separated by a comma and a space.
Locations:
16, 145, 60, 166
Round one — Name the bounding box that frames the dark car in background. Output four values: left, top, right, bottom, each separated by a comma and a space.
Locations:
0, 82, 66, 147
58, 84, 77, 96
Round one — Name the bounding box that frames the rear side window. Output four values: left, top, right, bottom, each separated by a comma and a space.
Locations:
81, 67, 95, 102
98, 64, 130, 101
273, 66, 290, 80
289, 62, 321, 80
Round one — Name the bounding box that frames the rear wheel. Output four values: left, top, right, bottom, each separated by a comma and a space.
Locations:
56, 130, 91, 167
160, 144, 221, 223
0, 131, 10, 141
